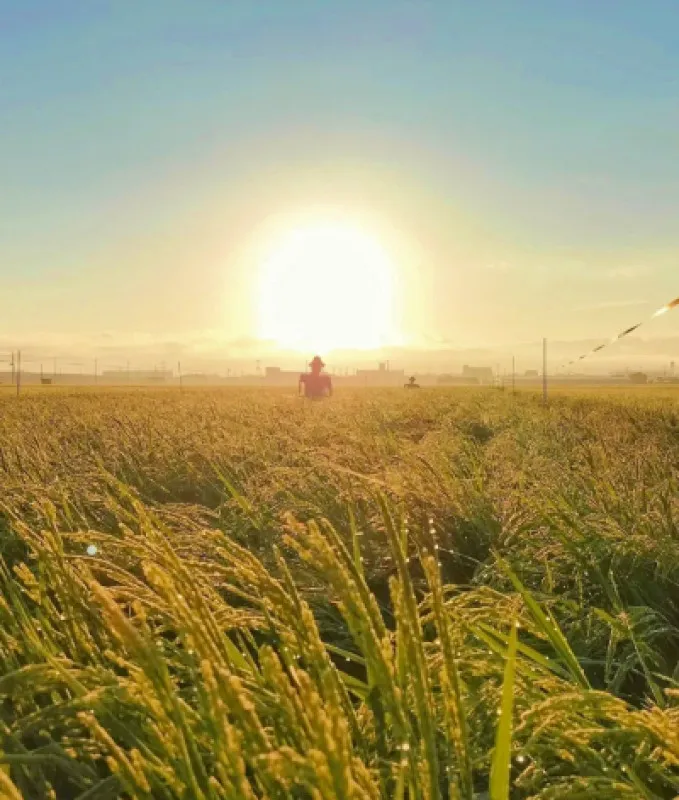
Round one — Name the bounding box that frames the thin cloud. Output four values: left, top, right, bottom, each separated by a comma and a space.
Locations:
483, 261, 511, 273
1, 327, 677, 375
577, 299, 648, 312
603, 265, 652, 280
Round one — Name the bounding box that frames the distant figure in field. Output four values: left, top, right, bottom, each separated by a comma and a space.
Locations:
405, 376, 420, 389
300, 356, 333, 399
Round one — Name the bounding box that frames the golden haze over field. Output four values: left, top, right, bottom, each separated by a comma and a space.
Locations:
2, 2, 679, 799
0, 386, 678, 797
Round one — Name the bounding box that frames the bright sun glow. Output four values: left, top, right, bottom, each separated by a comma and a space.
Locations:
258, 223, 398, 353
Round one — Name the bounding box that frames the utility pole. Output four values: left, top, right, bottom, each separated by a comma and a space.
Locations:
512, 355, 516, 395
542, 338, 548, 405
16, 350, 21, 397
10, 352, 15, 385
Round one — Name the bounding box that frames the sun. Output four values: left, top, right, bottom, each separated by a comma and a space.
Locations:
257, 223, 398, 353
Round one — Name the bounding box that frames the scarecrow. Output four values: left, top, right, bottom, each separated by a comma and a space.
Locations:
299, 356, 333, 399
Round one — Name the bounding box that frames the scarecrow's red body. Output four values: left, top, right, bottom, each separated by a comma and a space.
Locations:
300, 357, 332, 399
300, 372, 332, 399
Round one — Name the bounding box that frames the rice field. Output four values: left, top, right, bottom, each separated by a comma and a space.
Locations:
1, 386, 678, 799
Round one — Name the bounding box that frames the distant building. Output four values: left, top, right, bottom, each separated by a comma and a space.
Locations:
183, 373, 224, 382
102, 370, 172, 383
437, 374, 479, 385
524, 369, 539, 378
462, 365, 494, 384
356, 368, 405, 386
264, 367, 300, 385
628, 371, 648, 384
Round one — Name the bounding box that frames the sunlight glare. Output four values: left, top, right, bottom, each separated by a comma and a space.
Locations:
258, 223, 398, 352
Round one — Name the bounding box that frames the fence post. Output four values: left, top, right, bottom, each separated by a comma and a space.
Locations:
542, 338, 548, 405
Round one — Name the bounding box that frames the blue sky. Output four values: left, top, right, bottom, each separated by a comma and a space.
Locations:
1, 1, 678, 366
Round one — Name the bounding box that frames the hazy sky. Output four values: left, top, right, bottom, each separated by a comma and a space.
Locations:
2, 1, 678, 368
